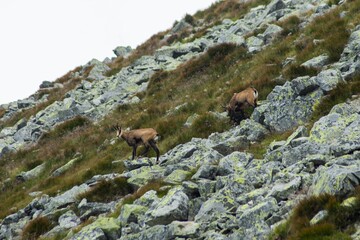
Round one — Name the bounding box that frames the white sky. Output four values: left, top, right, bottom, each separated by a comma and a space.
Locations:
0, 0, 216, 105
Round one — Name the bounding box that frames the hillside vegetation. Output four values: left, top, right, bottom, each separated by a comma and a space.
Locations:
1, 0, 360, 239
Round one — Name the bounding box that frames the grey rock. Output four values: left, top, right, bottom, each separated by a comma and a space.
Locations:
120, 225, 169, 240
217, 151, 253, 176
118, 204, 148, 225
113, 46, 132, 58
192, 165, 218, 180
144, 187, 189, 226
310, 164, 360, 196
58, 210, 81, 228
310, 210, 328, 225
39, 80, 55, 89
16, 163, 46, 182
168, 221, 200, 239
51, 156, 81, 177
171, 19, 192, 34
315, 69, 344, 92
237, 198, 278, 229
301, 54, 329, 69
262, 24, 283, 44
310, 98, 360, 156
134, 190, 160, 208
268, 177, 302, 201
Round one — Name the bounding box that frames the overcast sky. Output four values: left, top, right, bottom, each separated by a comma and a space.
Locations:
0, 0, 216, 105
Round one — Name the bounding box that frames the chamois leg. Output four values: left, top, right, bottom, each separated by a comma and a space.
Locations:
149, 140, 160, 163
132, 146, 137, 160
140, 145, 150, 157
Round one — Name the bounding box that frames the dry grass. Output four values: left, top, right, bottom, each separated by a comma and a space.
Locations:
1, 0, 360, 225
270, 191, 360, 240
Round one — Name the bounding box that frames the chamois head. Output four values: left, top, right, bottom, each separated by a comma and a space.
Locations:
114, 124, 122, 138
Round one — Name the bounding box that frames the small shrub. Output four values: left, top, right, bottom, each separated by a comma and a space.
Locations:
22, 216, 55, 240
184, 14, 196, 25
310, 76, 360, 126
0, 107, 6, 119
282, 64, 319, 80
78, 177, 136, 203
40, 116, 90, 141
278, 15, 301, 36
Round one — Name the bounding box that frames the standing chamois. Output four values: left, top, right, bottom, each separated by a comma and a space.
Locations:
226, 87, 258, 124
114, 124, 160, 163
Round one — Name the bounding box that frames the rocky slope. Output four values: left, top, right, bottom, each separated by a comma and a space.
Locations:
1, 0, 360, 239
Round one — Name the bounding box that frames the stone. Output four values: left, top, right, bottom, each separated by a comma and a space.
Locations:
16, 163, 46, 182
118, 204, 148, 225
168, 221, 200, 238
310, 210, 328, 225
310, 164, 360, 196
113, 46, 132, 58
191, 165, 218, 180
315, 69, 344, 92
301, 54, 329, 69
267, 177, 302, 201
144, 187, 189, 226
164, 169, 191, 184
40, 80, 55, 89
58, 210, 81, 229
69, 217, 121, 240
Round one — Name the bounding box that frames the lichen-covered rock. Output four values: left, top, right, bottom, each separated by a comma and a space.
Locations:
252, 79, 324, 132
16, 163, 46, 182
58, 210, 81, 229
217, 151, 253, 176
143, 187, 189, 226
168, 221, 200, 238
120, 225, 169, 240
51, 156, 81, 177
126, 166, 165, 188
133, 190, 160, 208
301, 54, 329, 69
192, 165, 218, 180
267, 177, 302, 201
310, 210, 328, 225
237, 197, 278, 229
69, 217, 121, 240
310, 164, 360, 196
164, 169, 191, 184
310, 98, 360, 156
118, 204, 148, 226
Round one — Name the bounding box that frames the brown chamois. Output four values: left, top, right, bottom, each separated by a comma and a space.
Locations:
226, 87, 258, 124
114, 124, 160, 163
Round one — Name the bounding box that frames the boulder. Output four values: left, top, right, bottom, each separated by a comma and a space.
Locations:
16, 163, 46, 182
301, 54, 329, 69
144, 187, 189, 226
168, 221, 200, 239
69, 217, 121, 240
58, 210, 81, 229
118, 204, 148, 225
310, 98, 360, 156
309, 164, 360, 196
113, 46, 132, 58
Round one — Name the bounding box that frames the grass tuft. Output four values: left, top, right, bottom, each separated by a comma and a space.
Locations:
22, 216, 55, 240
78, 177, 136, 203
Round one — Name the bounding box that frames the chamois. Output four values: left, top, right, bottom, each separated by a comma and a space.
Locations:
226, 87, 258, 124
114, 124, 160, 163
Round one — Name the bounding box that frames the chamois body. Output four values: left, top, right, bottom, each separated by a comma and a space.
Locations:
226, 87, 258, 124
115, 125, 160, 163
